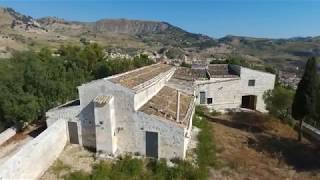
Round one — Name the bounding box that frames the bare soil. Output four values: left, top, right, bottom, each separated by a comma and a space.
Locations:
40, 144, 96, 180
208, 112, 320, 180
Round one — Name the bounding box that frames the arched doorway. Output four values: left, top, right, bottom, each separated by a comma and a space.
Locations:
241, 95, 257, 110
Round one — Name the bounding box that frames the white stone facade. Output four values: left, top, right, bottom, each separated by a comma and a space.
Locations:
0, 119, 67, 179
195, 65, 276, 112
44, 63, 275, 160
75, 64, 194, 159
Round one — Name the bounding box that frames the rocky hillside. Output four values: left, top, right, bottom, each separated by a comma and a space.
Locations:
0, 7, 319, 73
37, 17, 170, 35
219, 35, 320, 70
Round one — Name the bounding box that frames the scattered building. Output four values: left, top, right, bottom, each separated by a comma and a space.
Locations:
46, 63, 275, 160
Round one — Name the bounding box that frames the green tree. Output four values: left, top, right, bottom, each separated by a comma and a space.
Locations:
263, 86, 294, 120
292, 57, 318, 141
226, 55, 249, 67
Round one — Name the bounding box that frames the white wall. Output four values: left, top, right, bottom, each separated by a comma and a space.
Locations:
46, 106, 80, 127
78, 76, 189, 159
195, 67, 275, 112
239, 67, 275, 112
95, 97, 117, 155
78, 79, 135, 151
78, 67, 179, 157
0, 119, 67, 180
134, 68, 175, 110
195, 78, 241, 111
0, 127, 16, 146
133, 112, 186, 159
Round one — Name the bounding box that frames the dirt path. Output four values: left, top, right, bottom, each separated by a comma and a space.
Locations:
208, 112, 320, 180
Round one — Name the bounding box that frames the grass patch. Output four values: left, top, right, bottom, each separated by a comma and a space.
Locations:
64, 156, 202, 180
194, 106, 219, 177
64, 106, 217, 180
51, 160, 71, 178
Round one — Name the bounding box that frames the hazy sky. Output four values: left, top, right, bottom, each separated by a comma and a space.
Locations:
0, 0, 319, 38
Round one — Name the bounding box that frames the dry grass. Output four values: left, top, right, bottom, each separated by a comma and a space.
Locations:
40, 144, 96, 180
207, 111, 320, 180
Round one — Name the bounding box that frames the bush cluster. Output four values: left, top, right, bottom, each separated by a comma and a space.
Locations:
0, 44, 153, 131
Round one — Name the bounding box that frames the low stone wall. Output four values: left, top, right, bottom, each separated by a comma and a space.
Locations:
46, 105, 80, 127
303, 123, 320, 141
0, 119, 67, 180
0, 127, 16, 146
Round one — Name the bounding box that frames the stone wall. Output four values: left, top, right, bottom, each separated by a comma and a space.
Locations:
95, 97, 117, 154
0, 127, 16, 146
303, 123, 320, 141
134, 68, 175, 110
46, 105, 80, 127
0, 119, 67, 180
134, 112, 186, 159
239, 67, 275, 112
195, 67, 275, 112
78, 67, 189, 159
78, 79, 135, 151
195, 78, 241, 111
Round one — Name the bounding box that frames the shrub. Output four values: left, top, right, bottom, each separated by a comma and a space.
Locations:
263, 86, 295, 120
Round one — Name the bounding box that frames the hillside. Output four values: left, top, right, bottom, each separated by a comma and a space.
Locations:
220, 35, 320, 70
0, 7, 319, 73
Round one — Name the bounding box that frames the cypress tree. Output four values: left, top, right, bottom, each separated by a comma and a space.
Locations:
292, 57, 318, 141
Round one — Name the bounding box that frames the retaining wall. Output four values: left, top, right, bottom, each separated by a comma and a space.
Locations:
0, 127, 16, 146
0, 119, 67, 180
303, 123, 320, 141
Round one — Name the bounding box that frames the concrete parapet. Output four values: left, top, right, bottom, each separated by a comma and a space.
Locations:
0, 119, 67, 180
0, 127, 16, 146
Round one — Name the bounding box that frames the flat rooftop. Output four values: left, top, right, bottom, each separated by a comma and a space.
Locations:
207, 64, 239, 78
172, 65, 239, 81
139, 86, 194, 126
173, 67, 208, 81
109, 63, 172, 89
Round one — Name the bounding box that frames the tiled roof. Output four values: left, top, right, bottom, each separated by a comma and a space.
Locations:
94, 95, 112, 105
139, 86, 194, 127
109, 63, 173, 89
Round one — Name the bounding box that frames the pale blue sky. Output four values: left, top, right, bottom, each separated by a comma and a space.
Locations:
0, 0, 319, 38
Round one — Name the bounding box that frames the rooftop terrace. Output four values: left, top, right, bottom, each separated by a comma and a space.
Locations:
207, 64, 239, 78
172, 64, 239, 81
139, 86, 194, 126
173, 67, 208, 81
109, 63, 173, 89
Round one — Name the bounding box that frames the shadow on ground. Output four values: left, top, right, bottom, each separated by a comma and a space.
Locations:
206, 111, 320, 172
249, 134, 320, 171
28, 122, 47, 138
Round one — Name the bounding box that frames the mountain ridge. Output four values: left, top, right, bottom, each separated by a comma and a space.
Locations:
0, 6, 319, 74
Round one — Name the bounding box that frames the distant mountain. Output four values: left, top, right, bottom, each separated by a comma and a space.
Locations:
37, 16, 218, 48
0, 7, 319, 72
219, 35, 320, 69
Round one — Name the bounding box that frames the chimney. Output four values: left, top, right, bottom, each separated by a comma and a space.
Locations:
176, 90, 180, 123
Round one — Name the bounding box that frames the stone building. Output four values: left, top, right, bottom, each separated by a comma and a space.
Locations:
46, 63, 275, 159
193, 64, 275, 112
47, 64, 195, 159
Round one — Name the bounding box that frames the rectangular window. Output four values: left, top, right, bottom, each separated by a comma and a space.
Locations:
199, 92, 206, 104
207, 98, 213, 104
248, 79, 255, 86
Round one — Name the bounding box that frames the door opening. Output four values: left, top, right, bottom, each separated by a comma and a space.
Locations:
146, 131, 158, 158
241, 95, 257, 110
199, 92, 206, 104
68, 121, 79, 144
